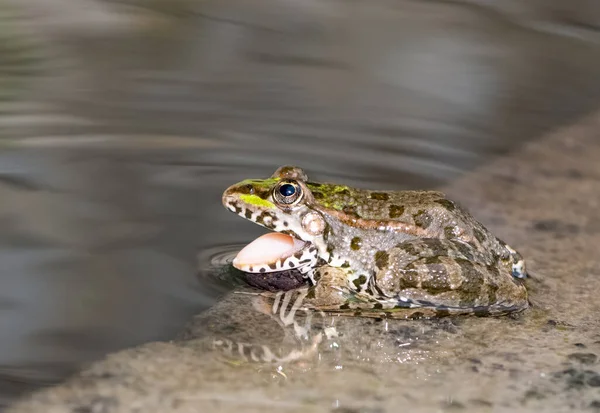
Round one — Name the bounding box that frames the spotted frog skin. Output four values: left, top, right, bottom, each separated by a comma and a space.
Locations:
222, 166, 529, 317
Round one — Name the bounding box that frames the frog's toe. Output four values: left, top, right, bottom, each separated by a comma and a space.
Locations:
505, 244, 527, 279
511, 259, 527, 279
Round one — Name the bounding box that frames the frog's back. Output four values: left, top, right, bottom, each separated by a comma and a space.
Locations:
307, 182, 505, 255
307, 183, 463, 224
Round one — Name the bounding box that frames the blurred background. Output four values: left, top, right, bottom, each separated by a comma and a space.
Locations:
1, 0, 600, 408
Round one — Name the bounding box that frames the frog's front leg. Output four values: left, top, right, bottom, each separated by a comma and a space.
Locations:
294, 267, 422, 316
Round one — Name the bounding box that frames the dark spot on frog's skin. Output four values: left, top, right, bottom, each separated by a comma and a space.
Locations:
424, 256, 442, 265
339, 303, 351, 310
326, 245, 335, 259
396, 264, 420, 289
299, 259, 312, 264
294, 250, 304, 259
473, 227, 487, 243
352, 275, 368, 290
421, 239, 448, 257
244, 209, 252, 219
342, 205, 360, 217
456, 260, 485, 305
444, 226, 455, 239
260, 268, 266, 273
233, 203, 243, 214
486, 278, 499, 304
289, 261, 295, 268
312, 191, 324, 199
369, 192, 389, 201
248, 266, 253, 272
268, 263, 278, 270
236, 184, 255, 195
434, 199, 455, 211
389, 205, 405, 218
341, 261, 350, 268
350, 237, 362, 250
323, 226, 331, 242
375, 251, 389, 270
255, 211, 273, 226
397, 242, 419, 256
256, 187, 272, 199
316, 258, 328, 266
283, 221, 289, 227
452, 241, 475, 261
372, 302, 383, 310
413, 210, 433, 229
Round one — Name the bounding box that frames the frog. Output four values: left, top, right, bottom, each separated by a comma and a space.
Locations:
222, 165, 529, 318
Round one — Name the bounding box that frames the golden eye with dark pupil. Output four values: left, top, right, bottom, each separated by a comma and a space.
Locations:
274, 181, 302, 205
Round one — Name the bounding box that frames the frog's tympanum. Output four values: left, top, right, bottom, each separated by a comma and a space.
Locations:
222, 166, 529, 318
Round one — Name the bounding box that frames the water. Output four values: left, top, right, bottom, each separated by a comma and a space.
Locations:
2, 0, 600, 408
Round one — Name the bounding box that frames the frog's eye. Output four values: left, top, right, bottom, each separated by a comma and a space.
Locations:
273, 180, 302, 206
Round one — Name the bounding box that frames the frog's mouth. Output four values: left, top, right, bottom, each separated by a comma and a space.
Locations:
232, 232, 317, 274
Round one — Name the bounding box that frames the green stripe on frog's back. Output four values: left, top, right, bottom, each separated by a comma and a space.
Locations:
307, 183, 357, 210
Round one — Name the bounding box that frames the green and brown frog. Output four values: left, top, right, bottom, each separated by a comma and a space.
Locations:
222, 166, 528, 318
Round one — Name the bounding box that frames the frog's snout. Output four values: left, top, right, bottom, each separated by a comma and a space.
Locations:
222, 185, 238, 208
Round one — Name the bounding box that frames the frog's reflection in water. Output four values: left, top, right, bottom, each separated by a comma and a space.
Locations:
200, 274, 497, 368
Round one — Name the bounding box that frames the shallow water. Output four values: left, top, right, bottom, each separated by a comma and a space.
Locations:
2, 0, 600, 408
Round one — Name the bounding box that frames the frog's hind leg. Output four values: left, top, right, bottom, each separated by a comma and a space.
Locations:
366, 238, 529, 317
290, 264, 527, 319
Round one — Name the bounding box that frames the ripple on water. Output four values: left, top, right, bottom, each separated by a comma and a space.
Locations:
196, 243, 248, 290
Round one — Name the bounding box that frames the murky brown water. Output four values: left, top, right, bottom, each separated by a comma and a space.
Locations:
1, 0, 600, 409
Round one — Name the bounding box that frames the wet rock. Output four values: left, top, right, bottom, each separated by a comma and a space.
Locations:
523, 388, 546, 401
567, 353, 598, 365
587, 374, 600, 387
553, 368, 600, 390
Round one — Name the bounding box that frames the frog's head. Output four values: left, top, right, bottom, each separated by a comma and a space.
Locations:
222, 166, 328, 275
